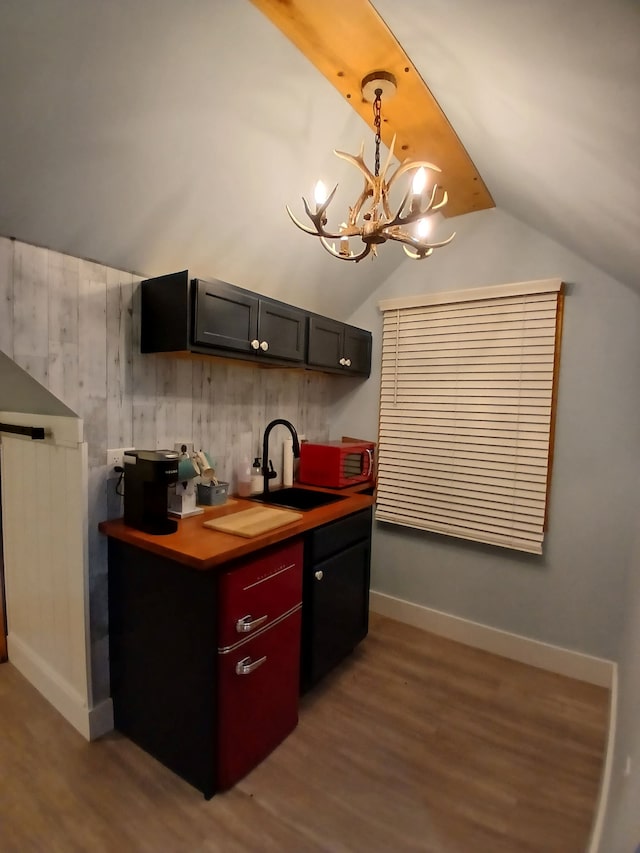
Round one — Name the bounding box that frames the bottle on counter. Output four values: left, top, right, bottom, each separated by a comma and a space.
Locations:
282, 438, 294, 488
250, 458, 263, 495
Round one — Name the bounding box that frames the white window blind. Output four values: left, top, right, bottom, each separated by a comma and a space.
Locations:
376, 279, 564, 555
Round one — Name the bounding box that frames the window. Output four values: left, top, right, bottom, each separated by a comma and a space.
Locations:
376, 279, 564, 554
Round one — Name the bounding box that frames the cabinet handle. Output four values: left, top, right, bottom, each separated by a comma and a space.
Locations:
235, 655, 267, 676
363, 447, 374, 478
315, 570, 324, 581
250, 339, 260, 350
345, 358, 352, 367
260, 340, 269, 352
339, 358, 346, 366
235, 614, 268, 634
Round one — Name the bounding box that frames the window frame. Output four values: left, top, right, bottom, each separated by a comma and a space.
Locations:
376, 279, 565, 555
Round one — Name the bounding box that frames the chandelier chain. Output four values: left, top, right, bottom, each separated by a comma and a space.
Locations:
373, 88, 382, 178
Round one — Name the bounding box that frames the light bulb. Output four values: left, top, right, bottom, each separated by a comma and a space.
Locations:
339, 223, 349, 256
412, 167, 427, 195
416, 218, 431, 240
314, 180, 328, 207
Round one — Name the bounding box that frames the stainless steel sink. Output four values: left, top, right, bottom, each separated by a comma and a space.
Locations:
249, 487, 346, 512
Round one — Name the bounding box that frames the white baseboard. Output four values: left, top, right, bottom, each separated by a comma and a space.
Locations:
88, 697, 114, 740
369, 590, 615, 688
8, 632, 111, 741
369, 591, 617, 853
587, 666, 617, 853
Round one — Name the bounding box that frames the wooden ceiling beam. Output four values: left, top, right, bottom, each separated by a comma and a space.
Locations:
249, 0, 494, 218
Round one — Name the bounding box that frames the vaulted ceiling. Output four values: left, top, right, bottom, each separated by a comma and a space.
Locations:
0, 0, 638, 318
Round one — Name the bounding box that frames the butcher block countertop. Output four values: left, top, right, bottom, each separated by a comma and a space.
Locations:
98, 485, 375, 571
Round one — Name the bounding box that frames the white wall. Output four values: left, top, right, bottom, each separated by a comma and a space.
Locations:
332, 208, 640, 661
0, 2, 400, 322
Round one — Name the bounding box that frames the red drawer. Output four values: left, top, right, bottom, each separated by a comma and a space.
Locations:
217, 608, 301, 789
217, 539, 303, 649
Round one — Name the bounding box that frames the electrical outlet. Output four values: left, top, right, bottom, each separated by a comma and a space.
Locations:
624, 756, 632, 777
106, 448, 134, 469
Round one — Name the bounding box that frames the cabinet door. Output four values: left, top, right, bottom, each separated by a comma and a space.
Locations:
193, 279, 259, 354
301, 538, 371, 692
217, 609, 301, 789
307, 316, 344, 370
217, 540, 303, 649
258, 300, 307, 362
308, 316, 372, 376
343, 325, 372, 376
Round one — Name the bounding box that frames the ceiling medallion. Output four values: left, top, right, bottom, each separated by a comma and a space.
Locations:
286, 71, 455, 262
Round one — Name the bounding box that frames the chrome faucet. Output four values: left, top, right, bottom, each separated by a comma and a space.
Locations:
261, 419, 300, 496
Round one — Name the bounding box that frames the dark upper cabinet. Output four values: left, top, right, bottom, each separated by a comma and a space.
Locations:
343, 325, 372, 376
142, 271, 306, 365
141, 270, 192, 353
307, 316, 372, 377
257, 299, 307, 363
141, 269, 370, 376
195, 279, 306, 362
193, 280, 259, 355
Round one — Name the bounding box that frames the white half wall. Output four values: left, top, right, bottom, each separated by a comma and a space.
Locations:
0, 413, 112, 739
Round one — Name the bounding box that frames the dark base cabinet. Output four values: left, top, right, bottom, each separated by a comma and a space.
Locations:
108, 537, 303, 799
301, 507, 372, 693
108, 540, 218, 797
107, 510, 372, 796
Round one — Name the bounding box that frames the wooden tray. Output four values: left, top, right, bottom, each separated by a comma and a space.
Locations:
202, 505, 302, 538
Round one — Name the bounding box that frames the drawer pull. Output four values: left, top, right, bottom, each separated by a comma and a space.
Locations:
250, 339, 260, 350
260, 340, 269, 351
315, 570, 324, 581
236, 614, 268, 634
235, 655, 267, 676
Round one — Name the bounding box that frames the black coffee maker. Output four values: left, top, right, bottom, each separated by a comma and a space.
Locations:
123, 450, 180, 535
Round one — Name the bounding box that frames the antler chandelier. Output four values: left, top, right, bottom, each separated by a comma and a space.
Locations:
286, 72, 455, 263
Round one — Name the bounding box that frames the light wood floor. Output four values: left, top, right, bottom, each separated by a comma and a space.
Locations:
0, 613, 608, 852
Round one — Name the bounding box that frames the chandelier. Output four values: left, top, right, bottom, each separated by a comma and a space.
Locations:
286, 72, 455, 263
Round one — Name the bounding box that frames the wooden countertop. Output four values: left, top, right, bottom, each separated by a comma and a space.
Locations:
98, 485, 375, 571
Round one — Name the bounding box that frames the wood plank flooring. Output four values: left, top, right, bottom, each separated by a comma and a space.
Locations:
0, 613, 608, 852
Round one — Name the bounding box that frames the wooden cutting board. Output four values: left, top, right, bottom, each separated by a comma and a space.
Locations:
202, 505, 303, 538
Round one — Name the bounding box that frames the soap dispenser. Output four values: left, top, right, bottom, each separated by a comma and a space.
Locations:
250, 458, 262, 495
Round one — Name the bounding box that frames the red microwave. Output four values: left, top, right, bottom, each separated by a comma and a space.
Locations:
298, 441, 375, 489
